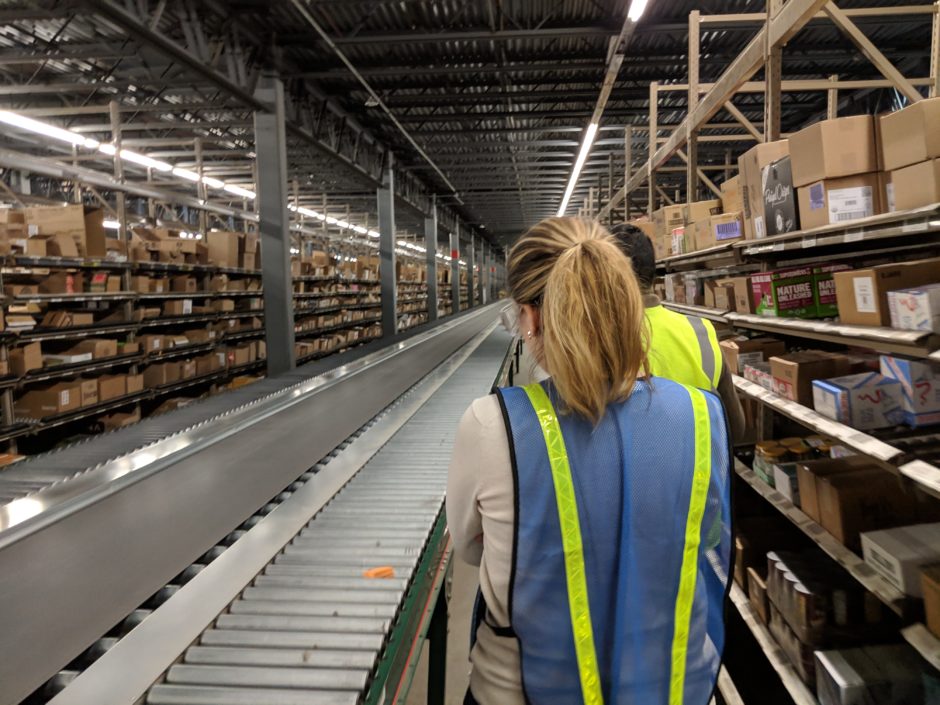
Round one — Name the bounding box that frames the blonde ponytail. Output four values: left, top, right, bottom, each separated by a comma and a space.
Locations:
508, 217, 649, 423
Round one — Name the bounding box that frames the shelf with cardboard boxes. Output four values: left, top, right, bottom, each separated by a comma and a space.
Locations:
642, 102, 940, 696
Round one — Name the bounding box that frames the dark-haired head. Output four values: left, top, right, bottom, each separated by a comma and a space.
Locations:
609, 223, 656, 292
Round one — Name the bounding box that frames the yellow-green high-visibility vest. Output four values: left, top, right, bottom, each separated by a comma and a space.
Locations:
645, 305, 722, 390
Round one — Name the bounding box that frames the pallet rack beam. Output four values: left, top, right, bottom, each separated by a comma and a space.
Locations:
425, 205, 438, 323
379, 157, 398, 338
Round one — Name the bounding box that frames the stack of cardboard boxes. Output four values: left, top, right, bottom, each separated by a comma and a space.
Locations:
881, 97, 940, 212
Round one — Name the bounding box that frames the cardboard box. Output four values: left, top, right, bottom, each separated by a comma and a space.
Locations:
10, 237, 47, 257
712, 282, 736, 311
39, 311, 94, 328
880, 355, 940, 427
207, 230, 240, 267
796, 458, 868, 523
11, 342, 42, 376
818, 467, 918, 550
126, 373, 144, 394
726, 276, 753, 313
693, 212, 745, 250
891, 157, 940, 212
130, 275, 150, 293
797, 173, 880, 230
39, 272, 84, 295
42, 233, 80, 258
788, 115, 877, 187
833, 258, 940, 327
139, 335, 165, 353
720, 175, 744, 213
70, 339, 119, 359
887, 283, 940, 333
79, 378, 98, 407
860, 523, 940, 597
773, 463, 801, 505
670, 226, 689, 256
770, 351, 851, 406
752, 268, 817, 318
878, 171, 896, 214
43, 352, 93, 367
719, 337, 787, 375
242, 231, 259, 253
171, 276, 198, 293
812, 372, 904, 430
163, 299, 193, 317
23, 205, 106, 257
652, 205, 686, 238
212, 299, 235, 313
14, 382, 81, 418
879, 97, 940, 171
0, 209, 24, 224
143, 361, 181, 388
683, 199, 722, 224
180, 359, 197, 380
814, 264, 851, 318
761, 157, 800, 236
149, 277, 169, 294
747, 567, 770, 624
815, 645, 924, 705
739, 140, 791, 240
97, 374, 126, 402
923, 565, 940, 639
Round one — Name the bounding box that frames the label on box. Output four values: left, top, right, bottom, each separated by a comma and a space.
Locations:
809, 183, 825, 211
27, 224, 38, 236
738, 352, 765, 371
829, 186, 873, 224
754, 216, 765, 239
182, 299, 193, 315
59, 390, 69, 406
715, 220, 742, 241
886, 182, 896, 213
853, 276, 877, 313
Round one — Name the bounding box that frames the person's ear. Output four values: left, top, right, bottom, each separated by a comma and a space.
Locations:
521, 304, 541, 338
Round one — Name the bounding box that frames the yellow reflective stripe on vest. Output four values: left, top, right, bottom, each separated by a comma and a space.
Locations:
669, 386, 713, 705
522, 383, 604, 705
686, 316, 721, 390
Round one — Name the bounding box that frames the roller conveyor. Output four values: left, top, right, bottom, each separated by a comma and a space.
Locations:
5, 308, 510, 705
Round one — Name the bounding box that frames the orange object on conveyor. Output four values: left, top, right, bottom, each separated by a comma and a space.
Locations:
363, 566, 396, 579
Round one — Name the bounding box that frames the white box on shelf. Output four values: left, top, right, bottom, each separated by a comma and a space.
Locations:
887, 283, 940, 333
812, 372, 904, 430
880, 355, 940, 427
861, 523, 940, 597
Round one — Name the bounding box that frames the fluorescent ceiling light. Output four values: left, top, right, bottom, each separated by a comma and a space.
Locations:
556, 122, 599, 217
335, 220, 350, 229
223, 183, 256, 199
368, 230, 380, 238
628, 0, 649, 22
352, 225, 368, 235
325, 216, 338, 225
0, 110, 90, 147
98, 143, 117, 156
102, 219, 121, 230
202, 176, 225, 189
172, 167, 201, 182
120, 149, 173, 172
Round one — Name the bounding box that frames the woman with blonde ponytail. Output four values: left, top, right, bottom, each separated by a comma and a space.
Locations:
448, 217, 732, 705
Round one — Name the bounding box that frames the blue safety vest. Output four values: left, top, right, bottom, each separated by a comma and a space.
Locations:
486, 378, 732, 705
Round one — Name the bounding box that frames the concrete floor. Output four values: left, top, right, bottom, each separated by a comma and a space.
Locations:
405, 558, 477, 705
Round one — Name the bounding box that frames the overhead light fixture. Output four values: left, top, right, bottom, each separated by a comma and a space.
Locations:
556, 122, 599, 217
102, 219, 121, 230
120, 149, 173, 172
172, 167, 201, 182
0, 110, 93, 148
223, 183, 256, 199
368, 230, 380, 238
628, 0, 650, 22
202, 176, 225, 189
98, 143, 117, 156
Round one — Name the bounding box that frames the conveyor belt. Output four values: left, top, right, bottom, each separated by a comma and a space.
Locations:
29, 319, 510, 705
1, 306, 503, 705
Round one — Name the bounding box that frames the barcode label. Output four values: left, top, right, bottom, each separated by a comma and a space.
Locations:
836, 211, 869, 222
715, 222, 741, 240
828, 186, 873, 225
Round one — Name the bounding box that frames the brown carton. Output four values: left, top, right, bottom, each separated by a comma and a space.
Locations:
923, 565, 940, 639
833, 258, 940, 327
879, 97, 940, 171
40, 272, 84, 294
242, 231, 259, 253
683, 199, 722, 224
130, 275, 150, 293
42, 233, 79, 258
769, 351, 851, 406
207, 231, 240, 267
693, 212, 745, 250
14, 382, 81, 418
797, 456, 872, 523
143, 361, 181, 388
0, 209, 24, 224
11, 342, 42, 376
125, 373, 144, 394
726, 276, 754, 314
23, 205, 106, 257
719, 337, 787, 376
652, 205, 686, 238
79, 379, 98, 407
891, 158, 940, 212
720, 175, 744, 213
212, 299, 235, 312
171, 276, 198, 293
796, 173, 881, 231
97, 374, 126, 402
139, 335, 165, 354
738, 140, 790, 240
70, 339, 118, 359
163, 299, 193, 317
713, 282, 736, 311
149, 277, 169, 293
180, 359, 197, 379
747, 567, 770, 624
788, 116, 877, 188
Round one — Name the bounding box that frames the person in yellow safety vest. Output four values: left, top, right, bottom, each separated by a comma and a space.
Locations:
610, 223, 745, 440
448, 217, 732, 705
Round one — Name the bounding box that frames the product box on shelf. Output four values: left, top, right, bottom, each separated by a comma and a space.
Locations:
23, 205, 107, 258
833, 257, 940, 327
143, 361, 181, 388
879, 96, 940, 171
880, 355, 940, 427
139, 334, 165, 353
788, 115, 877, 187
751, 268, 817, 318
860, 523, 940, 597
684, 276, 704, 306
11, 342, 42, 376
878, 171, 896, 214
71, 338, 119, 359
663, 273, 683, 303
163, 299, 193, 317
720, 175, 744, 213
9, 236, 47, 256
747, 566, 770, 624
125, 373, 144, 394
712, 281, 736, 311
97, 374, 126, 402
719, 337, 787, 375
14, 382, 82, 418
669, 226, 688, 256
683, 199, 722, 224
761, 157, 800, 237
743, 361, 775, 391
891, 157, 940, 212
724, 275, 753, 313
43, 351, 93, 366
212, 299, 235, 313
811, 372, 904, 430
42, 233, 80, 258
692, 212, 745, 250
923, 565, 940, 639
652, 205, 686, 240
40, 272, 85, 295
79, 378, 98, 407
739, 140, 790, 240
180, 359, 197, 380
770, 351, 851, 406
207, 230, 241, 267
814, 264, 851, 318
797, 173, 881, 231
773, 463, 801, 504
887, 284, 940, 333
171, 276, 198, 293
39, 311, 94, 328
815, 645, 925, 705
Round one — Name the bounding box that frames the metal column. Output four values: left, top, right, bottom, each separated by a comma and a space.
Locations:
449, 228, 460, 315
425, 204, 438, 323
467, 235, 476, 309
378, 156, 398, 337
253, 75, 295, 375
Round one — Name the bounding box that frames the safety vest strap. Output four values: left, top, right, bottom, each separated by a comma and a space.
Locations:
669, 385, 713, 705
686, 316, 720, 389
522, 383, 605, 705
